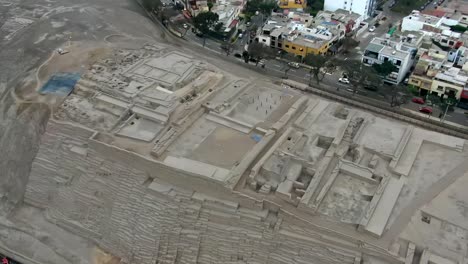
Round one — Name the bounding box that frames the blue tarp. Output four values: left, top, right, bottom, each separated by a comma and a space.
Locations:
251, 134, 262, 142
39, 72, 81, 96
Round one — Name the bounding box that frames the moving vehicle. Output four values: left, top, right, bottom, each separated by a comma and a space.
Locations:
412, 97, 425, 104
368, 26, 376, 32
419, 106, 433, 114
338, 77, 350, 84
288, 62, 300, 69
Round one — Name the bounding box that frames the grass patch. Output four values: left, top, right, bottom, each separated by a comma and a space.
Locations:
391, 0, 427, 13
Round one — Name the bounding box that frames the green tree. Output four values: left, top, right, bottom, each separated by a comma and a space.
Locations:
142, 0, 162, 11
438, 96, 457, 121
214, 22, 223, 32
193, 11, 219, 47
242, 51, 250, 63
244, 0, 277, 17
338, 60, 381, 95
220, 40, 234, 56
341, 37, 359, 54
372, 61, 398, 77
207, 1, 214, 11
303, 54, 331, 86
247, 42, 274, 66
380, 84, 411, 107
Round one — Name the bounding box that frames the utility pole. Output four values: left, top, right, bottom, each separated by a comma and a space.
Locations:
441, 96, 456, 123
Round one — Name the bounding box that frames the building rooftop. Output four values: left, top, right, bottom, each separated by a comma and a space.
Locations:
365, 37, 415, 59
435, 67, 468, 85
405, 10, 443, 26
289, 34, 328, 49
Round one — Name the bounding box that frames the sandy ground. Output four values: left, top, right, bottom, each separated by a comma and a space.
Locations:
0, 0, 164, 262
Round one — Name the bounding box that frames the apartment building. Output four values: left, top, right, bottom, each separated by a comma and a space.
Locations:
362, 34, 422, 84
324, 0, 375, 20
282, 26, 336, 57
313, 9, 363, 34
431, 68, 468, 99
409, 49, 447, 95
401, 10, 445, 33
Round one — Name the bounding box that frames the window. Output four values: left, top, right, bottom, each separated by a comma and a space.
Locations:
271, 41, 276, 45
278, 43, 282, 48
437, 86, 444, 91
449, 40, 455, 46
441, 39, 448, 44
395, 60, 402, 66
292, 46, 296, 50
262, 39, 266, 42
299, 48, 304, 51
383, 57, 389, 62
285, 44, 290, 48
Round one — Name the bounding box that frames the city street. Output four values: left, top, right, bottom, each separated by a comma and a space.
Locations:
167, 4, 468, 127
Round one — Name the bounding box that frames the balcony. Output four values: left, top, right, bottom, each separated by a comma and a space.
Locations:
363, 50, 379, 60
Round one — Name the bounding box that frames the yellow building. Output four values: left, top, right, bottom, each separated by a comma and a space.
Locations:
282, 36, 331, 58
278, 0, 307, 9
430, 71, 467, 99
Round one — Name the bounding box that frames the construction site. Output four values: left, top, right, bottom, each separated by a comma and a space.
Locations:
1, 0, 468, 264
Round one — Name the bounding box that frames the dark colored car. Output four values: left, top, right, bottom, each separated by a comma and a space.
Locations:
364, 85, 378, 91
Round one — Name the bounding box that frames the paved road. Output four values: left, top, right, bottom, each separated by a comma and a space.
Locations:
170, 6, 468, 127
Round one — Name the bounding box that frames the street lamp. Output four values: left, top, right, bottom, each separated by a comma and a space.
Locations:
440, 95, 456, 123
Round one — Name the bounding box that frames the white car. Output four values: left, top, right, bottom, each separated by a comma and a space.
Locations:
338, 77, 350, 84
183, 23, 188, 29
368, 26, 376, 32
288, 62, 300, 69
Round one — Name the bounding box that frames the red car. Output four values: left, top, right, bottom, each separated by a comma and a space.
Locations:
412, 97, 425, 104
419, 106, 433, 114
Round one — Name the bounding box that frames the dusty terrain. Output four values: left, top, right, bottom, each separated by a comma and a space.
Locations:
0, 0, 165, 262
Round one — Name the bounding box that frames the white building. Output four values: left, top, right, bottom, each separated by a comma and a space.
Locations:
401, 11, 443, 33
362, 36, 420, 84
323, 0, 375, 20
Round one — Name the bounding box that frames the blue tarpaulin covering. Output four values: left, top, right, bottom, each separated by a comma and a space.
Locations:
251, 134, 262, 142
39, 72, 81, 96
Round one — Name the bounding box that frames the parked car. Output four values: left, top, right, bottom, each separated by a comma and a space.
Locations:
338, 77, 350, 84
238, 33, 243, 39
246, 22, 251, 27
419, 106, 433, 114
183, 23, 188, 29
412, 97, 425, 104
364, 85, 378, 91
288, 62, 300, 69
234, 53, 242, 58
368, 26, 376, 32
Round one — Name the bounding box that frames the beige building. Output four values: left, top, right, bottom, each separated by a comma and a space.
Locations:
409, 49, 446, 96
430, 68, 468, 99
